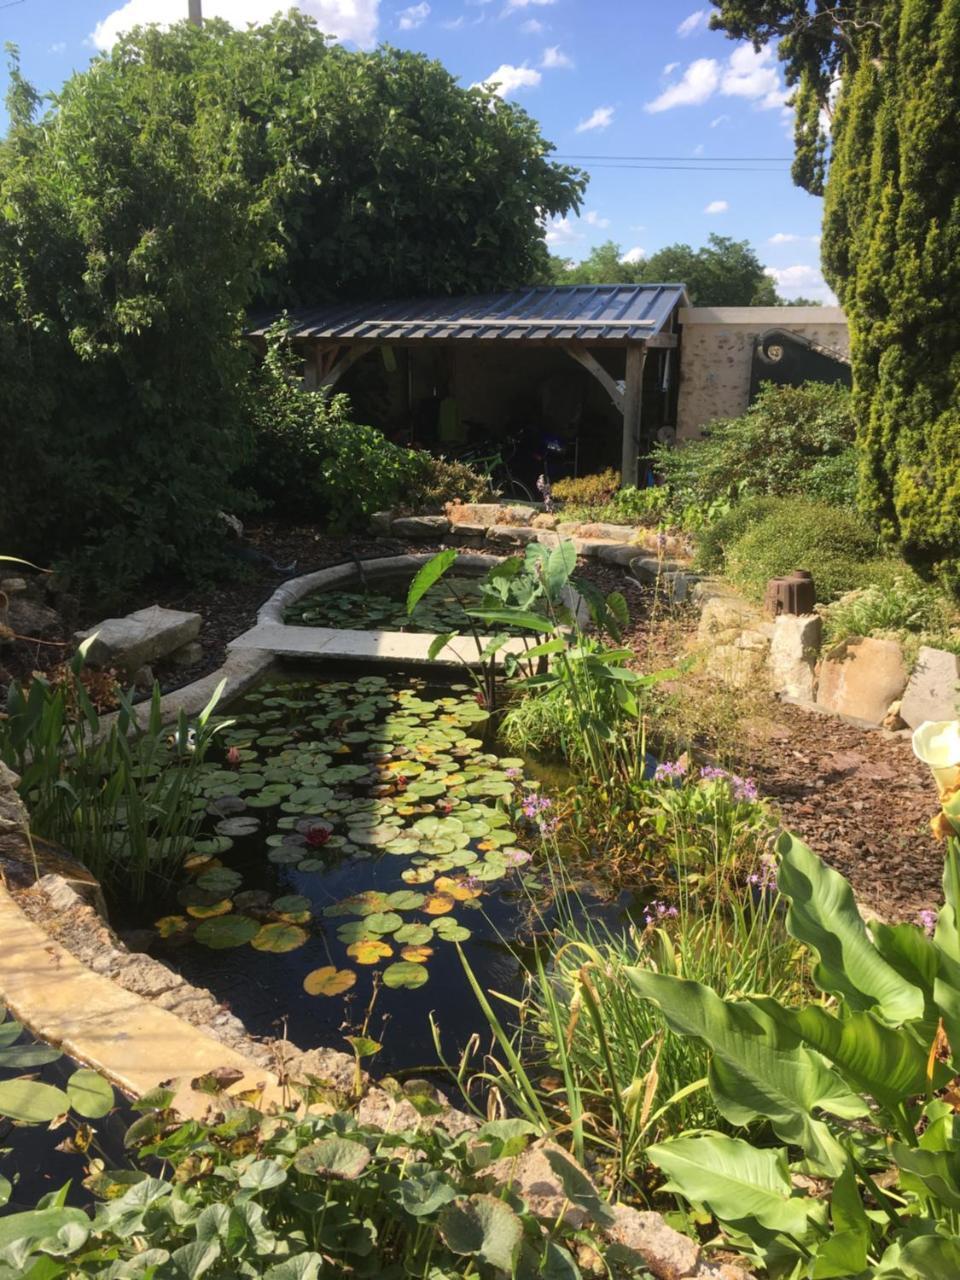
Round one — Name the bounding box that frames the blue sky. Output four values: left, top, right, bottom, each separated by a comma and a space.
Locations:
0, 0, 832, 301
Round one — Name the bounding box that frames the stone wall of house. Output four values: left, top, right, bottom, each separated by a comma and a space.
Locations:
676, 306, 849, 441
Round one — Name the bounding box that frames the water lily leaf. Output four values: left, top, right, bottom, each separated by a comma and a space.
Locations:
345, 1035, 382, 1059
272, 895, 310, 915
156, 915, 189, 938
364, 912, 404, 935
293, 1137, 371, 1179
187, 898, 233, 919
215, 816, 261, 837
66, 1069, 114, 1119
384, 890, 427, 911
194, 836, 234, 856
196, 868, 243, 894
383, 961, 429, 989
251, 923, 309, 953
394, 923, 434, 945
195, 915, 260, 949
347, 939, 393, 965
423, 894, 456, 916
401, 867, 435, 885
439, 1194, 524, 1273
0, 1078, 69, 1123
303, 967, 358, 996
434, 877, 482, 902
267, 847, 304, 865
400, 945, 434, 963
432, 922, 472, 942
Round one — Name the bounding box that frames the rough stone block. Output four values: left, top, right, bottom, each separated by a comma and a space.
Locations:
769, 613, 822, 700
170, 640, 203, 667
0, 577, 27, 595
574, 522, 636, 543
369, 510, 395, 535
446, 502, 532, 527
597, 543, 641, 567
817, 635, 908, 727
633, 556, 689, 583
390, 515, 450, 538
531, 512, 558, 530
486, 525, 539, 546
900, 645, 960, 729
76, 605, 201, 671
696, 592, 760, 643
705, 639, 769, 689
5, 597, 61, 637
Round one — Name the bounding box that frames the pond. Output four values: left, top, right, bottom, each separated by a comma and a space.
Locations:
141, 664, 644, 1075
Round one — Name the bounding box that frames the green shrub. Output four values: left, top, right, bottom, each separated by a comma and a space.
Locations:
406, 453, 491, 512
243, 328, 428, 528
694, 496, 783, 573
552, 468, 620, 507
723, 498, 882, 602
654, 382, 857, 513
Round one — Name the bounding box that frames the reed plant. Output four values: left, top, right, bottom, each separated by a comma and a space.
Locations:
0, 639, 228, 901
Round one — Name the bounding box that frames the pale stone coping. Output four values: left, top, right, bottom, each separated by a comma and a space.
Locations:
0, 882, 286, 1119
229, 623, 532, 667
679, 305, 846, 325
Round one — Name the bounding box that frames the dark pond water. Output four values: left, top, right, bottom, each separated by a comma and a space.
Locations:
135, 663, 648, 1075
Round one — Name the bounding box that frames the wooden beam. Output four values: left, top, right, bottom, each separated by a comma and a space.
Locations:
318, 342, 375, 393
621, 345, 646, 487
562, 344, 625, 414
643, 333, 678, 350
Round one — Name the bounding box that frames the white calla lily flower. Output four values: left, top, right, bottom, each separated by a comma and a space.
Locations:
912, 720, 960, 795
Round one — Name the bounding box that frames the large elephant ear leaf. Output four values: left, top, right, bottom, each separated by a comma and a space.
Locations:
646, 1133, 822, 1239
407, 549, 457, 614
776, 832, 924, 1024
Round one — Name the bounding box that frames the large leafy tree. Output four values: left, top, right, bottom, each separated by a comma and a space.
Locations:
551, 233, 779, 305
0, 13, 583, 591
711, 1, 960, 579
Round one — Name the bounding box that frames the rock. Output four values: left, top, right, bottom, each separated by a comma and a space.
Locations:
486, 525, 539, 546
447, 523, 488, 541
75, 605, 202, 672
597, 543, 641, 567
217, 511, 244, 539
899, 645, 960, 729
633, 556, 689, 584
555, 522, 581, 537
769, 614, 822, 700
446, 502, 531, 527
390, 515, 450, 538
604, 1204, 749, 1279
0, 577, 28, 595
485, 1140, 594, 1229
531, 512, 558, 530
817, 635, 909, 727
369, 510, 395, 536
697, 592, 760, 642
5, 596, 61, 638
705, 637, 770, 689
574, 522, 637, 543
883, 699, 907, 731
169, 640, 203, 667
131, 665, 155, 691
0, 761, 25, 834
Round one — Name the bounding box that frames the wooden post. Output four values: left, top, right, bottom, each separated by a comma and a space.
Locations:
188, 0, 202, 26
621, 345, 646, 487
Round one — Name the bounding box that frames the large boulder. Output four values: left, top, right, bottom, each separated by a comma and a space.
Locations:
769, 614, 822, 701
390, 515, 450, 539
697, 592, 761, 643
3, 596, 62, 638
900, 645, 960, 729
817, 635, 908, 726
75, 605, 201, 672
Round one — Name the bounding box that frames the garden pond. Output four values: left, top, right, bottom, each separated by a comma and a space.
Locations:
138, 665, 649, 1074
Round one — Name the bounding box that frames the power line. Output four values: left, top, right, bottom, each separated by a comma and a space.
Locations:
564, 162, 792, 173
553, 153, 792, 162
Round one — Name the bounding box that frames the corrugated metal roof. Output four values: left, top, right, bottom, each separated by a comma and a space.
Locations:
247, 284, 687, 345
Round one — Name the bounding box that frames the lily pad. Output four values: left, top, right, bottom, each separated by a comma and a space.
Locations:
432, 921, 472, 942
272, 895, 311, 916
194, 915, 260, 949
363, 911, 404, 935
156, 915, 189, 938
423, 894, 456, 916
186, 898, 233, 919
394, 923, 434, 945
251, 922, 308, 953
400, 945, 433, 963
383, 961, 429, 989
303, 967, 358, 997
346, 939, 393, 965
215, 816, 261, 838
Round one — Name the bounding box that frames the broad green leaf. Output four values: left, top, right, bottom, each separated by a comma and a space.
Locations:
168, 1239, 220, 1278
0, 1177, 8, 1209
466, 607, 549, 632
892, 1135, 960, 1211
293, 1137, 371, 1180
544, 540, 577, 599
303, 967, 357, 996
407, 550, 457, 614
251, 923, 308, 953
262, 1256, 324, 1280
0, 1207, 89, 1255
810, 1162, 870, 1278
777, 833, 924, 1023
439, 1194, 524, 1273
427, 631, 456, 660
383, 961, 429, 989
0, 1044, 61, 1069
876, 1234, 960, 1277
238, 1158, 287, 1192
194, 915, 260, 949
66, 1070, 114, 1119
0, 1020, 24, 1048
0, 1079, 69, 1123
647, 1133, 819, 1237
399, 1171, 458, 1217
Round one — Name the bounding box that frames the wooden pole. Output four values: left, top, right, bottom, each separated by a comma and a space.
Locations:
621, 345, 646, 487
188, 0, 202, 26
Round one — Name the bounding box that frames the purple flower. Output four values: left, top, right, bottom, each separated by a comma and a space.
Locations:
538, 816, 560, 837
642, 900, 679, 926
505, 767, 523, 780
699, 765, 728, 782
749, 859, 778, 892
656, 531, 668, 549
654, 759, 687, 783
503, 848, 532, 867
732, 776, 759, 804
522, 792, 553, 819
919, 908, 937, 937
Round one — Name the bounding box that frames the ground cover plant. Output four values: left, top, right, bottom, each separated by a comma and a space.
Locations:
283, 578, 528, 637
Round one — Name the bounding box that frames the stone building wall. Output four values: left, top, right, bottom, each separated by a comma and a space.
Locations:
676, 306, 849, 441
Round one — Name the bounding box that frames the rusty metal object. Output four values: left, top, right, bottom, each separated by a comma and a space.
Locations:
764, 569, 815, 617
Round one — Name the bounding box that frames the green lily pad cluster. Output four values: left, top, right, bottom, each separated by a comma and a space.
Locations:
282, 578, 529, 636
155, 673, 533, 993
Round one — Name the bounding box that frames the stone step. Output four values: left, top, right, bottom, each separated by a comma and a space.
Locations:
75, 605, 201, 671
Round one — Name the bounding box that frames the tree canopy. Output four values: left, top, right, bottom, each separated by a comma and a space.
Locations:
550, 233, 781, 305
710, 0, 960, 580
0, 13, 584, 592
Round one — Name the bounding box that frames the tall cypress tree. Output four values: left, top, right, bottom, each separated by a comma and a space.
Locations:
711, 0, 960, 581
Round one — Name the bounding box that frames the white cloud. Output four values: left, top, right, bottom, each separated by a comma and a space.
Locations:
645, 58, 719, 113
621, 246, 645, 264
92, 0, 379, 50
441, 14, 465, 27
692, 142, 704, 156
505, 0, 556, 7
575, 105, 614, 133
677, 8, 708, 37
663, 61, 679, 76
765, 262, 838, 303
49, 41, 67, 53
584, 210, 610, 228
544, 215, 580, 246
721, 44, 787, 109
769, 232, 800, 244
520, 18, 544, 31
646, 43, 788, 114
398, 1, 429, 29
704, 199, 728, 214
541, 45, 573, 69
472, 62, 541, 96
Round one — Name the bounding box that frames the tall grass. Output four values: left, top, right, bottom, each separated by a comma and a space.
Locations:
0, 643, 228, 901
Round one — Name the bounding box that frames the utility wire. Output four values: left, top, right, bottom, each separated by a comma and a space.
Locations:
573, 162, 791, 172
553, 153, 792, 162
